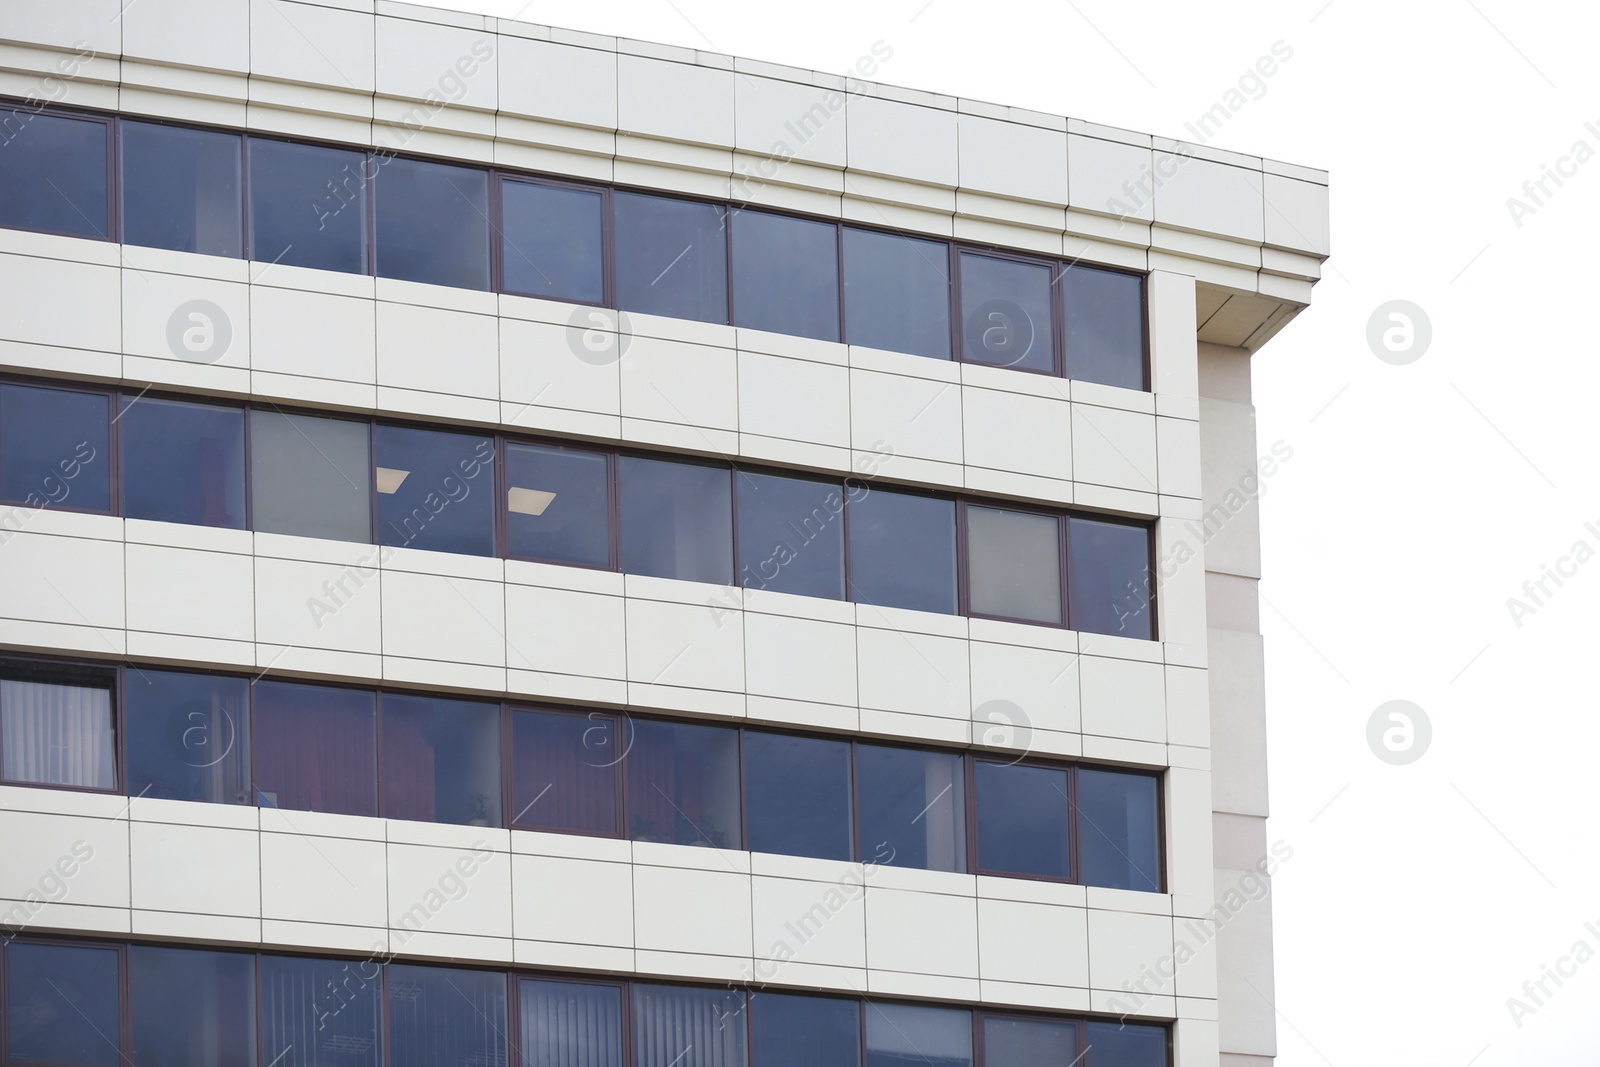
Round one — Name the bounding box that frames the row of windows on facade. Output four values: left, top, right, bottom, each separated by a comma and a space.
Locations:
0, 379, 1156, 635
0, 658, 1162, 890
0, 106, 1148, 389
2, 940, 1170, 1067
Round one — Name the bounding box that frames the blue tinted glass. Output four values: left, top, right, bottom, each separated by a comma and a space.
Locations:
131, 946, 257, 1067
614, 192, 728, 324
1084, 1023, 1166, 1067
1068, 517, 1153, 639
982, 1017, 1075, 1067
626, 719, 741, 849
744, 732, 852, 861
0, 110, 108, 238
846, 489, 956, 614
520, 979, 624, 1067
959, 253, 1054, 373
732, 209, 839, 341
249, 138, 368, 273
855, 745, 965, 872
382, 693, 501, 826
865, 1003, 970, 1067
0, 382, 110, 511
842, 228, 950, 359
121, 396, 245, 528
736, 471, 844, 599
388, 964, 507, 1067
975, 761, 1069, 878
502, 180, 604, 303
126, 669, 251, 805
752, 994, 860, 1067
634, 985, 747, 1067
512, 709, 620, 835
506, 443, 610, 567
253, 681, 377, 816
261, 956, 380, 1067
618, 456, 732, 585
7, 942, 120, 1067
375, 424, 496, 556
376, 156, 489, 289
1078, 769, 1161, 892
122, 121, 242, 257
1064, 265, 1145, 390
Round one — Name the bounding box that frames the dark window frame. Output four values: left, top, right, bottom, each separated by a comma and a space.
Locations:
0, 655, 122, 797
951, 244, 1066, 378
0, 374, 120, 518
956, 498, 1070, 629
0, 103, 116, 242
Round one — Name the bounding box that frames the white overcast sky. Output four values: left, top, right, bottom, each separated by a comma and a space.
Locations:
422, 1, 1600, 1062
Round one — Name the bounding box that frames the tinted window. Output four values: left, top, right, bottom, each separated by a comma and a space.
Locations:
0, 110, 108, 238
855, 745, 965, 872
122, 121, 242, 257
1068, 517, 1153, 639
0, 666, 115, 790
130, 946, 256, 1067
121, 396, 245, 528
506, 442, 610, 567
249, 410, 372, 543
512, 709, 620, 835
1077, 769, 1161, 892
959, 252, 1054, 373
249, 138, 368, 273
374, 424, 495, 556
1064, 265, 1145, 390
618, 456, 732, 585
865, 1003, 970, 1067
752, 994, 860, 1067
1084, 1022, 1166, 1067
375, 156, 489, 289
626, 719, 741, 849
521, 979, 624, 1067
634, 985, 747, 1067
982, 1017, 1076, 1067
736, 471, 844, 599
966, 506, 1062, 624
252, 681, 377, 816
0, 382, 110, 511
842, 228, 950, 359
732, 209, 838, 341
846, 489, 956, 615
975, 761, 1069, 879
7, 942, 120, 1067
744, 732, 852, 861
382, 694, 501, 826
125, 669, 250, 804
614, 192, 728, 324
388, 964, 507, 1067
502, 180, 604, 303
261, 955, 380, 1067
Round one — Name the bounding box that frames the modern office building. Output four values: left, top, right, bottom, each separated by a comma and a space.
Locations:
0, 3, 1327, 1066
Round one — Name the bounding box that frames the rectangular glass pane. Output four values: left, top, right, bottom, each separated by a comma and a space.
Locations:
966, 506, 1062, 624
634, 985, 747, 1067
982, 1017, 1075, 1067
130, 946, 257, 1067
855, 744, 964, 872
845, 489, 956, 615
1077, 769, 1161, 892
864, 1003, 970, 1067
0, 110, 108, 238
6, 942, 120, 1067
387, 964, 507, 1067
975, 761, 1069, 879
382, 693, 501, 826
1063, 265, 1145, 390
126, 668, 250, 804
121, 396, 246, 528
731, 208, 839, 341
842, 228, 950, 359
0, 667, 115, 789
958, 253, 1055, 373
618, 455, 732, 585
249, 410, 372, 543
751, 993, 860, 1067
626, 719, 741, 849
0, 381, 110, 511
614, 191, 728, 324
122, 121, 243, 257
261, 956, 380, 1067
249, 137, 368, 273
744, 732, 852, 861
376, 156, 490, 289
520, 979, 624, 1067
502, 180, 604, 303
736, 471, 844, 599
506, 442, 610, 567
253, 680, 377, 816
1084, 1022, 1166, 1067
512, 708, 620, 834
374, 424, 496, 556
1068, 517, 1153, 639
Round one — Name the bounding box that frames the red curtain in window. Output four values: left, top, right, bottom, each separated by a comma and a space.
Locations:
253, 687, 376, 817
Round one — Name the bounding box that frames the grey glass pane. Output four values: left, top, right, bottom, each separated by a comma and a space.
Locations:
634, 985, 747, 1067
388, 964, 507, 1067
1068, 517, 1153, 639
249, 410, 372, 543
375, 423, 495, 556
959, 253, 1054, 373
0, 110, 108, 238
982, 1018, 1075, 1067
1084, 1022, 1166, 1067
975, 761, 1069, 879
1064, 265, 1145, 390
131, 946, 257, 1067
751, 994, 860, 1067
249, 137, 368, 273
842, 228, 950, 359
122, 121, 242, 257
855, 745, 965, 872
502, 180, 604, 303
0, 381, 110, 511
732, 209, 839, 341
618, 456, 732, 585
520, 979, 624, 1067
736, 471, 844, 599
0, 667, 115, 790
506, 443, 610, 567
614, 192, 728, 323
626, 719, 741, 849
744, 732, 852, 861
7, 943, 120, 1067
121, 396, 246, 528
126, 669, 251, 805
382, 693, 501, 826
376, 156, 489, 289
966, 506, 1062, 624
261, 956, 380, 1067
1077, 769, 1161, 892
845, 489, 956, 614
864, 1002, 970, 1067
